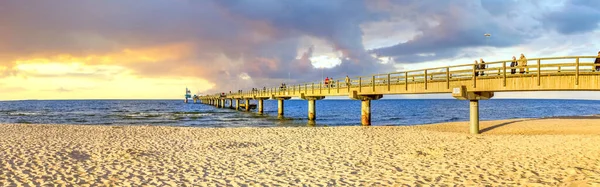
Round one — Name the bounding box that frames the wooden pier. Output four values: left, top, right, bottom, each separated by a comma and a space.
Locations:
197, 55, 600, 134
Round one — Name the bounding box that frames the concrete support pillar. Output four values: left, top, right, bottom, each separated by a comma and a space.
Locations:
361, 99, 371, 126
451, 86, 493, 134
349, 91, 382, 126
308, 99, 316, 121
277, 99, 284, 117
258, 99, 264, 114
235, 99, 240, 110
470, 100, 479, 134
245, 99, 250, 111
302, 96, 324, 121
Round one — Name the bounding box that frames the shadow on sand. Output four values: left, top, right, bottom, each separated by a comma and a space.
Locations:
480, 119, 533, 134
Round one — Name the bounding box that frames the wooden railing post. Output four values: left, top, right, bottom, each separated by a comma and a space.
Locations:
387, 74, 391, 91
372, 75, 375, 92
424, 70, 428, 90
537, 59, 541, 86
472, 64, 477, 88
503, 61, 507, 87
446, 67, 450, 89
337, 80, 340, 93
404, 72, 408, 91
576, 57, 579, 85
319, 81, 322, 94
359, 77, 362, 93
311, 83, 314, 94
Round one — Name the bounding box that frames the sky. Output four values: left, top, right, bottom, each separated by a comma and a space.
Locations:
0, 0, 599, 100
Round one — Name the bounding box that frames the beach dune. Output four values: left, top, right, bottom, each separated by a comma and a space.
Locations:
0, 118, 599, 186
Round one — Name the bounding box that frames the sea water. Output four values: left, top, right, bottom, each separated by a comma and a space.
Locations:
0, 99, 599, 127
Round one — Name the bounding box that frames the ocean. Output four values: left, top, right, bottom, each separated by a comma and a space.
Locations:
1, 99, 599, 127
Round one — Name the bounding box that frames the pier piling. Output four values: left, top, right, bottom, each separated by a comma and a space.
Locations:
258, 99, 264, 114
303, 96, 325, 121
245, 99, 250, 111
470, 100, 479, 134
277, 99, 284, 116
361, 100, 371, 126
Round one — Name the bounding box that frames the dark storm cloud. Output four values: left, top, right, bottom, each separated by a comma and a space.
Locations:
370, 0, 539, 63
542, 0, 600, 34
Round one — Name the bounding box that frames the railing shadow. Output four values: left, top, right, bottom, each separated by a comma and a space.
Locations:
480, 119, 535, 134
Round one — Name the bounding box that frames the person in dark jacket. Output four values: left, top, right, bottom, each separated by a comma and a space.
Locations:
595, 51, 600, 71
510, 56, 517, 74
479, 58, 486, 76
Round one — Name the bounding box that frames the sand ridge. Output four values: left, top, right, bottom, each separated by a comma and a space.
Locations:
0, 119, 599, 186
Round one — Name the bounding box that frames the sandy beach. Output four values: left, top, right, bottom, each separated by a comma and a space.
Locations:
0, 119, 599, 186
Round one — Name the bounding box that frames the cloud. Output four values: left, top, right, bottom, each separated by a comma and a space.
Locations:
369, 0, 545, 63
542, 0, 600, 34
0, 0, 599, 99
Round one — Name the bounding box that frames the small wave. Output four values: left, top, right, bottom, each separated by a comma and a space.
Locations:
387, 117, 404, 120
443, 117, 461, 122
8, 112, 38, 116
15, 120, 32, 124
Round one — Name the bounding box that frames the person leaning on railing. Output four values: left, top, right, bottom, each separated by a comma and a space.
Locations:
510, 56, 517, 74
519, 54, 528, 74
595, 51, 600, 72
479, 58, 486, 76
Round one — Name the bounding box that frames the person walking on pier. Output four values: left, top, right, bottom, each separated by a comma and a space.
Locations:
479, 58, 486, 76
510, 56, 517, 74
595, 51, 600, 71
324, 77, 330, 88
345, 75, 351, 87
519, 54, 528, 74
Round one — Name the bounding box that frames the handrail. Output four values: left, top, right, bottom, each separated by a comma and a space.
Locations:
202, 55, 600, 98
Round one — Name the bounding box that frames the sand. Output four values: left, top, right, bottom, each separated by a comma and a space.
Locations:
0, 119, 599, 186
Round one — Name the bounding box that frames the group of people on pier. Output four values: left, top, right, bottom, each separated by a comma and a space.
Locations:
475, 53, 529, 76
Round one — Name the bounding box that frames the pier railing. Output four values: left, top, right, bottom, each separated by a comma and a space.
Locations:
206, 56, 599, 98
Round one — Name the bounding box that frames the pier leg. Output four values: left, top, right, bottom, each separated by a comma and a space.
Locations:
470, 100, 479, 134
245, 99, 250, 111
235, 99, 240, 110
308, 99, 316, 121
451, 87, 493, 134
277, 99, 284, 117
258, 99, 264, 114
303, 96, 324, 121
349, 91, 382, 126
229, 99, 234, 109
193, 98, 197, 104
361, 99, 371, 126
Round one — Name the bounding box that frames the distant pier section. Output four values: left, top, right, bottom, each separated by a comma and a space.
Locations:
197, 56, 600, 134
